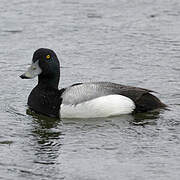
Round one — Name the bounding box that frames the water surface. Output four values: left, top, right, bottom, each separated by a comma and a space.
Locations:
0, 0, 180, 179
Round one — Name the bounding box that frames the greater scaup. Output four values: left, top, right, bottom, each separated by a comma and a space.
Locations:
20, 48, 166, 118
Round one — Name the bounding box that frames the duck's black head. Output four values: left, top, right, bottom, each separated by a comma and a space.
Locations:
20, 48, 60, 89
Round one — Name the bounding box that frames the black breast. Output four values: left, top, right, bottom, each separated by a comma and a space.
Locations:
27, 86, 64, 117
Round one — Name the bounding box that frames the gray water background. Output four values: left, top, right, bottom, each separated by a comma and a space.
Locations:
0, 0, 180, 179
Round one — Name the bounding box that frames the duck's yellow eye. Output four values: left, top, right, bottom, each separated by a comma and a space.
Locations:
46, 55, 50, 59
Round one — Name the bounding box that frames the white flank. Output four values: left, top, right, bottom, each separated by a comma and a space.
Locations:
60, 95, 135, 118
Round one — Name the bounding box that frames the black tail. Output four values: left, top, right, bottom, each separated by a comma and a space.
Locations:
134, 93, 166, 113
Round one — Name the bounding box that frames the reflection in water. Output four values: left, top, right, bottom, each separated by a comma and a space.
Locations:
27, 109, 63, 165
26, 107, 164, 180
132, 110, 162, 126
27, 106, 162, 127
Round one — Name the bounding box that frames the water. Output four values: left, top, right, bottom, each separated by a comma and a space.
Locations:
0, 0, 180, 179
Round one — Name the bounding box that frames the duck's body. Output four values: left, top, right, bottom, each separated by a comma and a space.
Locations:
20, 48, 166, 118
60, 82, 136, 118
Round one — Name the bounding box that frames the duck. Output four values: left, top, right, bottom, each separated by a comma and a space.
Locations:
20, 48, 166, 118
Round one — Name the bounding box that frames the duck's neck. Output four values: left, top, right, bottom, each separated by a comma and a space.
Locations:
38, 74, 60, 89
